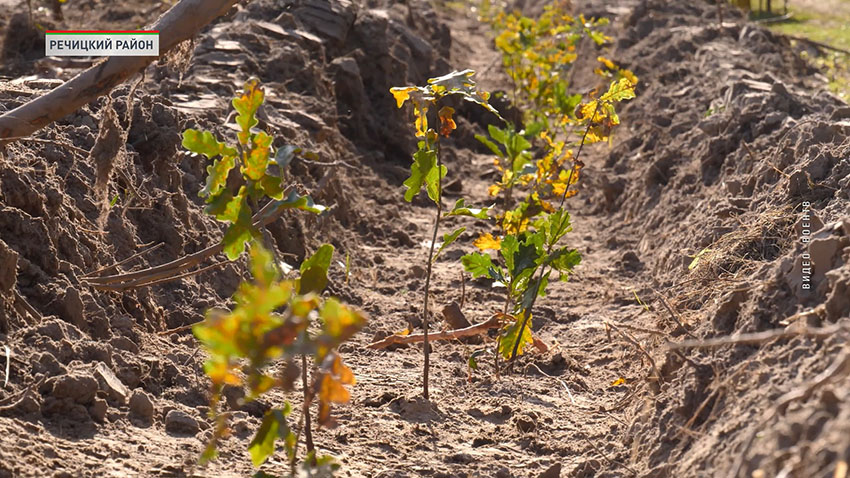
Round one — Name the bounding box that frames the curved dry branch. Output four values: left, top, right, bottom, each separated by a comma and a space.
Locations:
0, 0, 240, 144
81, 242, 164, 278
83, 200, 282, 291
668, 321, 850, 350
367, 315, 503, 350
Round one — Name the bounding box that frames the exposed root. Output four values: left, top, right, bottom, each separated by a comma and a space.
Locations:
674, 206, 795, 309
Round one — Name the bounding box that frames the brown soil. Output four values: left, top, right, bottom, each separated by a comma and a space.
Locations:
0, 0, 849, 477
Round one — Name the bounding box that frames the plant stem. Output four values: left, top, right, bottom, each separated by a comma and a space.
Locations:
301, 354, 316, 464
460, 271, 466, 310
250, 194, 283, 273
290, 408, 304, 475
507, 102, 600, 367
421, 141, 443, 401
494, 278, 513, 378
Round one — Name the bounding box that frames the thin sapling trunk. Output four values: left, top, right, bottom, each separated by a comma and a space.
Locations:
507, 102, 599, 366
301, 354, 316, 463
421, 142, 443, 401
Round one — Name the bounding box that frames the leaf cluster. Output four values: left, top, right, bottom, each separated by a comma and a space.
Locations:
193, 242, 365, 471
461, 2, 639, 366
391, 70, 503, 207
182, 78, 325, 260
461, 211, 580, 359
486, 1, 611, 124
476, 1, 638, 226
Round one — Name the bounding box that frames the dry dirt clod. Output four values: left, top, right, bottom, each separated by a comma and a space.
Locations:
129, 389, 155, 422
109, 336, 139, 354
49, 373, 98, 405
164, 409, 200, 435
93, 362, 130, 405
58, 287, 86, 331
495, 467, 512, 478
0, 239, 17, 294
441, 301, 471, 329
537, 463, 562, 478
88, 397, 108, 423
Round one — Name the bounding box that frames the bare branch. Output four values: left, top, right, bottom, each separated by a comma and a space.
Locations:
0, 0, 241, 143
367, 315, 502, 350
668, 322, 849, 350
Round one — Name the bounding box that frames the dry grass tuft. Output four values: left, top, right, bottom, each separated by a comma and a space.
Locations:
673, 206, 796, 309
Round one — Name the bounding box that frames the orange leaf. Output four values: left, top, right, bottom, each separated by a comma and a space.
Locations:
473, 233, 502, 251
597, 56, 615, 70
438, 106, 457, 137
390, 87, 417, 108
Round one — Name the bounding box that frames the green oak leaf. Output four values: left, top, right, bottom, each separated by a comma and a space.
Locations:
221, 189, 258, 260
498, 315, 533, 359
461, 252, 495, 279
272, 190, 327, 215
248, 242, 280, 288
519, 276, 542, 314
200, 154, 237, 199
433, 227, 465, 263
249, 407, 292, 467
511, 235, 541, 278
468, 348, 487, 370
298, 244, 335, 294
500, 234, 519, 276
404, 146, 445, 203
244, 131, 273, 181
487, 124, 508, 145
182, 129, 237, 159
272, 145, 299, 170
445, 199, 491, 220
204, 189, 234, 219
546, 247, 582, 281
600, 77, 636, 103
259, 175, 285, 200
535, 210, 572, 247
475, 133, 504, 158
233, 78, 264, 145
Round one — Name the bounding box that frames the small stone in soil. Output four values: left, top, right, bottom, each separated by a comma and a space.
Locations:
447, 452, 474, 464
495, 466, 512, 478
472, 436, 495, 447
232, 419, 251, 436
364, 391, 397, 407
164, 409, 200, 435
89, 397, 108, 423
538, 463, 562, 478
94, 362, 129, 404
129, 389, 155, 421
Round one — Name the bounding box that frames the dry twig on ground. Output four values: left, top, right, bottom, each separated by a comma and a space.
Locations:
367, 315, 503, 350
